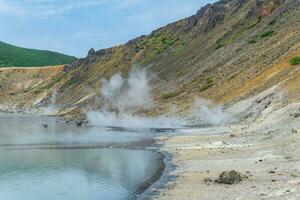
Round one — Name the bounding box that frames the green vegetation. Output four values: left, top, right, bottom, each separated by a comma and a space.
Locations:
215, 32, 230, 49
66, 76, 81, 86
0, 41, 76, 67
52, 77, 62, 84
229, 74, 237, 80
248, 38, 257, 44
248, 30, 275, 44
246, 18, 261, 30
215, 17, 263, 49
268, 19, 276, 25
236, 48, 242, 52
289, 56, 300, 66
136, 32, 179, 63
43, 76, 63, 89
161, 90, 180, 99
38, 76, 63, 90
200, 79, 214, 92
260, 30, 275, 38
173, 41, 187, 54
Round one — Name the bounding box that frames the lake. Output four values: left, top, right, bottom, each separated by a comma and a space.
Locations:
0, 114, 164, 200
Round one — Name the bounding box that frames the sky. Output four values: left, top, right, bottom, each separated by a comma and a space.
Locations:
0, 0, 216, 57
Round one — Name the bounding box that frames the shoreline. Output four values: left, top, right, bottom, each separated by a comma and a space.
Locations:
136, 151, 168, 200
138, 150, 176, 200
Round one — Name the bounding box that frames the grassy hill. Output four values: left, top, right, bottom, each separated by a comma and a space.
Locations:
0, 41, 76, 67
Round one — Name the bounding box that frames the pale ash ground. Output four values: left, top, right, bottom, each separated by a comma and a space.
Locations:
153, 84, 300, 200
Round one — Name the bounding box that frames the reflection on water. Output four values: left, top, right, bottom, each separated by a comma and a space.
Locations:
0, 149, 162, 200
0, 114, 153, 147
0, 114, 163, 200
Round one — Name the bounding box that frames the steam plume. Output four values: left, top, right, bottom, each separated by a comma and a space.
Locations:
87, 69, 180, 128
87, 69, 234, 128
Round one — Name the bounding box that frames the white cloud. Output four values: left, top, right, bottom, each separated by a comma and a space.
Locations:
0, 0, 144, 17
14, 0, 108, 17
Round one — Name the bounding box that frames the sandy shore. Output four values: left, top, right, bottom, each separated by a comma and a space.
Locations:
151, 94, 300, 199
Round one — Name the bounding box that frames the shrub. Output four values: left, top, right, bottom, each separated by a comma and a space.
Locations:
206, 79, 214, 85
248, 30, 275, 44
215, 43, 223, 50
66, 76, 81, 86
236, 48, 242, 52
52, 77, 62, 83
268, 19, 276, 25
289, 56, 300, 66
229, 74, 236, 80
161, 90, 180, 99
215, 32, 230, 49
248, 38, 257, 44
200, 79, 214, 92
260, 30, 275, 38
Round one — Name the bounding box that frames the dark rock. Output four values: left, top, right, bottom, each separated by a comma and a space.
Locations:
291, 129, 298, 134
188, 3, 226, 32
204, 178, 213, 185
215, 170, 242, 184
76, 121, 83, 127
42, 124, 48, 128
150, 128, 176, 133
290, 113, 300, 118
87, 48, 95, 57
63, 48, 113, 72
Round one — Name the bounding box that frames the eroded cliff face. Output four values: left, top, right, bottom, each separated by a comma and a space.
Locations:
0, 66, 63, 111
0, 0, 299, 119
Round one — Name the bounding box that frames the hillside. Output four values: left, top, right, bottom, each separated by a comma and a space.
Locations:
0, 41, 76, 67
0, 0, 299, 118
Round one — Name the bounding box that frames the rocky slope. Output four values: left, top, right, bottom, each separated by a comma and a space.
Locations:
0, 0, 299, 118
0, 66, 64, 112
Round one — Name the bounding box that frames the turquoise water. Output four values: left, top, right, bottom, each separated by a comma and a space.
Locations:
0, 114, 163, 200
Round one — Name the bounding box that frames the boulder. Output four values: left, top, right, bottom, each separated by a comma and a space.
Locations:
216, 170, 242, 184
